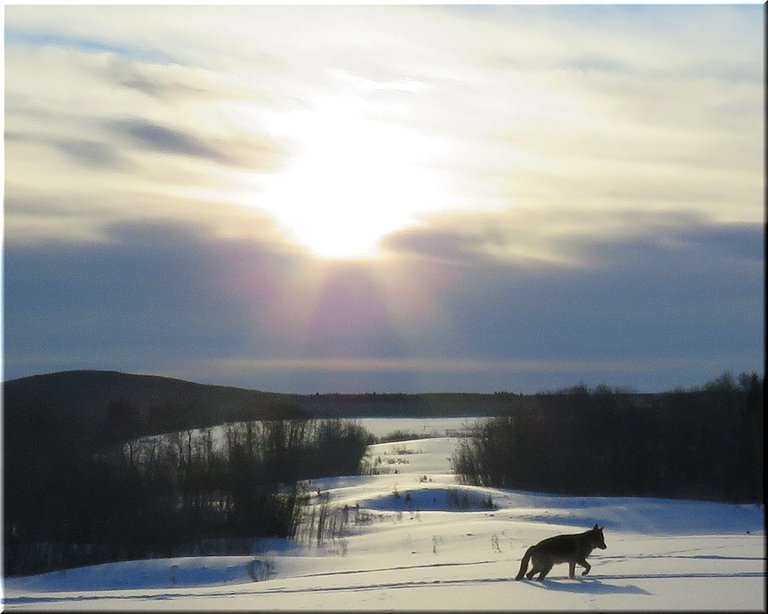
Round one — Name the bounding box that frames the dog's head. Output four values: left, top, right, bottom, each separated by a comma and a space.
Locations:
591, 524, 607, 549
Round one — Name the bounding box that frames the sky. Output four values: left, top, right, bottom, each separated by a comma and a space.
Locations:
2, 3, 765, 394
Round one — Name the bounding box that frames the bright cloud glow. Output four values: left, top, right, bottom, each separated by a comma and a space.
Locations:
4, 5, 763, 252
257, 96, 448, 259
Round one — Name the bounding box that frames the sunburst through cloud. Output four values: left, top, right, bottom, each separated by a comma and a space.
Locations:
3, 3, 764, 392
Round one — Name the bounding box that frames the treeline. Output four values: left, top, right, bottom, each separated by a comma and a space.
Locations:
452, 372, 763, 503
93, 396, 315, 448
4, 418, 371, 576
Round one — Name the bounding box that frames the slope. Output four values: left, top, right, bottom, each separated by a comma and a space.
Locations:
3, 428, 765, 611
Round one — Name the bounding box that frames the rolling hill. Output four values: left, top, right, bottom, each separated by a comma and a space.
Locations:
3, 370, 302, 433
2, 370, 518, 446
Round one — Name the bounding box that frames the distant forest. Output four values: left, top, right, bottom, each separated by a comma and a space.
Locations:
452, 371, 763, 504
3, 369, 763, 576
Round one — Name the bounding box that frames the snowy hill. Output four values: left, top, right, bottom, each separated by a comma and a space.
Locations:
3, 423, 765, 611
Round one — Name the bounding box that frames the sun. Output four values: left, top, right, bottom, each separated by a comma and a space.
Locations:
260, 97, 445, 259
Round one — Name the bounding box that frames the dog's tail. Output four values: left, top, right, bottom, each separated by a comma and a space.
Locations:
515, 546, 533, 580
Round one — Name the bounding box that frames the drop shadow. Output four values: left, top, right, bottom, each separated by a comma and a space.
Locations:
520, 577, 651, 596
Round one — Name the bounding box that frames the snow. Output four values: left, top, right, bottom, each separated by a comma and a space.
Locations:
358, 417, 477, 439
3, 425, 765, 611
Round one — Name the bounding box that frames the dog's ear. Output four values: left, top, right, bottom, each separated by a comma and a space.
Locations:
593, 524, 598, 530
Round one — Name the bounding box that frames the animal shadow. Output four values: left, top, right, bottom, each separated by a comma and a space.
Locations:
524, 576, 650, 596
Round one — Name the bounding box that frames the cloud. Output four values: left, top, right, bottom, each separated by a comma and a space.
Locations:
51, 138, 134, 171
377, 208, 763, 372
4, 131, 131, 171
101, 57, 211, 100
383, 207, 764, 270
4, 41, 287, 186
108, 117, 229, 163
3, 5, 763, 392
107, 116, 284, 172
3, 213, 762, 392
3, 220, 300, 366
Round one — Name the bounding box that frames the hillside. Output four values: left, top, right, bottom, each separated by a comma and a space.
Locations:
4, 434, 765, 610
4, 368, 759, 450
3, 370, 303, 434
2, 371, 520, 445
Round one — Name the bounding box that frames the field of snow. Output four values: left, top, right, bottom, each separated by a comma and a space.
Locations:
358, 416, 477, 439
3, 422, 765, 611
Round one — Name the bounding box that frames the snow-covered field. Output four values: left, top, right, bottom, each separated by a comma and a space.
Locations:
3, 422, 765, 611
358, 416, 477, 438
